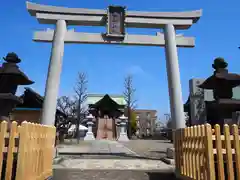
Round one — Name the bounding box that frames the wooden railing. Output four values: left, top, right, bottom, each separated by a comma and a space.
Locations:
175, 123, 240, 180
0, 121, 56, 180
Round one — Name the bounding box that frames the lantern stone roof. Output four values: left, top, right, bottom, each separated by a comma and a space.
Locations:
198, 74, 240, 90
184, 85, 240, 111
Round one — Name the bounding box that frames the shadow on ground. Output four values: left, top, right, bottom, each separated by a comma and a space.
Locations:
148, 172, 180, 180
148, 150, 168, 154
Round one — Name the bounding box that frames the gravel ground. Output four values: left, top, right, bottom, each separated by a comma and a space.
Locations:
120, 140, 174, 160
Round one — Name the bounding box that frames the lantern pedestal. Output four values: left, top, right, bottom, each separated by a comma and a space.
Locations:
84, 117, 95, 141
117, 115, 129, 142
117, 132, 129, 142
84, 132, 95, 141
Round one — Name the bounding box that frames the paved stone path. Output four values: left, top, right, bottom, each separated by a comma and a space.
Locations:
54, 140, 177, 180
121, 140, 173, 160
54, 158, 174, 171
53, 170, 178, 180
57, 140, 137, 156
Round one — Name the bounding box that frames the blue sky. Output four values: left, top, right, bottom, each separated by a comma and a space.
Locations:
1, 0, 240, 121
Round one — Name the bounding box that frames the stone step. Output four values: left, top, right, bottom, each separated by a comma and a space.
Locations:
57, 140, 136, 155
53, 158, 174, 171
57, 153, 140, 159
53, 170, 179, 180
161, 157, 175, 165
53, 140, 178, 179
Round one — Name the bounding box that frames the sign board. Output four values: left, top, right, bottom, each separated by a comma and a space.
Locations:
106, 6, 125, 38
189, 78, 207, 125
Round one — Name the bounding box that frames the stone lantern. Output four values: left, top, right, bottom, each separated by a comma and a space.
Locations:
0, 53, 34, 123
0, 52, 34, 179
198, 57, 240, 129
84, 114, 95, 141
117, 114, 129, 141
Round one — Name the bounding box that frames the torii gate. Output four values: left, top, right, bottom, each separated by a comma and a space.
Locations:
26, 2, 202, 129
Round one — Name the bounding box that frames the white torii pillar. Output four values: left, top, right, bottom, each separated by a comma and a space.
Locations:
164, 24, 185, 129
41, 20, 66, 125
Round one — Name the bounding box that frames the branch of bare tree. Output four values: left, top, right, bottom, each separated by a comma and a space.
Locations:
123, 74, 137, 138
74, 72, 88, 143
57, 96, 76, 117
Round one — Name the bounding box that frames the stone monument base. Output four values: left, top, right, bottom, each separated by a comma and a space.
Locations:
84, 132, 95, 141
161, 147, 176, 165
117, 132, 129, 142
167, 147, 175, 159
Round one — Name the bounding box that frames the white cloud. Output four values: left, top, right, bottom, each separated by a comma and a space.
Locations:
126, 65, 145, 75
126, 65, 153, 80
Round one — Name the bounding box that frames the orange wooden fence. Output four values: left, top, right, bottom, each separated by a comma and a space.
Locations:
0, 121, 56, 180
175, 123, 240, 180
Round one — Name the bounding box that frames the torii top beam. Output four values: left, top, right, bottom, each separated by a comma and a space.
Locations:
26, 2, 202, 30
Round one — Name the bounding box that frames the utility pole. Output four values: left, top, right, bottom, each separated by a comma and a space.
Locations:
164, 113, 171, 122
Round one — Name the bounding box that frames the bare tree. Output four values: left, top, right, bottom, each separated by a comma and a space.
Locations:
56, 96, 76, 142
123, 74, 137, 138
74, 72, 88, 143
57, 96, 76, 117
138, 115, 148, 137
56, 96, 76, 129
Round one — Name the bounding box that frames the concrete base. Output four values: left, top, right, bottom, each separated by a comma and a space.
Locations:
84, 132, 95, 141
162, 157, 175, 165
117, 133, 129, 142
53, 157, 63, 165
54, 148, 58, 158
166, 147, 175, 159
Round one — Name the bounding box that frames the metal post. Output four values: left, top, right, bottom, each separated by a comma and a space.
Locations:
164, 24, 185, 129
41, 20, 67, 125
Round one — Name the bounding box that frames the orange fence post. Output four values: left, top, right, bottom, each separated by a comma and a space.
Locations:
0, 120, 56, 180
5, 121, 17, 180
0, 122, 7, 180
15, 121, 28, 180
214, 124, 224, 180
205, 124, 215, 180
233, 124, 240, 180
224, 125, 234, 180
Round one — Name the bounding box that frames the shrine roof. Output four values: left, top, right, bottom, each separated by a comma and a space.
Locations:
16, 87, 66, 117
86, 93, 127, 106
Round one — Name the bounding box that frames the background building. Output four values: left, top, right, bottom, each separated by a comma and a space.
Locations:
134, 109, 157, 137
